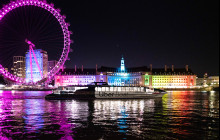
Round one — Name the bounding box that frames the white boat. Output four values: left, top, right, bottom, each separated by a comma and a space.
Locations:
48, 82, 167, 99
94, 86, 166, 99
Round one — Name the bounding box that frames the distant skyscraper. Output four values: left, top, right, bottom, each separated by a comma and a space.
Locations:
12, 56, 26, 78
48, 60, 58, 72
25, 49, 48, 83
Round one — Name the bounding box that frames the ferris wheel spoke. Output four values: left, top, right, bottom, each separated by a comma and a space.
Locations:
29, 46, 33, 82
30, 45, 43, 79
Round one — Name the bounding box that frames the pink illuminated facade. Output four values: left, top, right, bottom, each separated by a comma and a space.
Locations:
148, 65, 197, 89
55, 75, 96, 87
54, 68, 98, 87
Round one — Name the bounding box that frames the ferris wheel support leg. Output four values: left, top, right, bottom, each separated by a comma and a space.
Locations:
29, 47, 33, 83
30, 46, 43, 79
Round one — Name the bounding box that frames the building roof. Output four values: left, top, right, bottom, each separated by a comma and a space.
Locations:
57, 66, 196, 75
98, 66, 195, 75
98, 66, 149, 72
57, 68, 97, 75
151, 68, 195, 75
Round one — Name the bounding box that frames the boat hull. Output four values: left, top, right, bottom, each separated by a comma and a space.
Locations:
45, 91, 166, 100
95, 91, 166, 99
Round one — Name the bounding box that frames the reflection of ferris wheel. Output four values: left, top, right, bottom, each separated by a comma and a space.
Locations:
0, 0, 72, 85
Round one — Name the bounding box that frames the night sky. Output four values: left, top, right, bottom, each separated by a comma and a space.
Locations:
0, 0, 219, 77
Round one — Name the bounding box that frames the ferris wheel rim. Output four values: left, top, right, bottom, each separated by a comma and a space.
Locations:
0, 0, 72, 85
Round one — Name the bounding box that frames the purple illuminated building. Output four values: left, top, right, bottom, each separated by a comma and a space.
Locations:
25, 49, 48, 83
55, 68, 98, 87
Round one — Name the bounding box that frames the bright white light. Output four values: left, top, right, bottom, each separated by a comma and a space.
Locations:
0, 84, 5, 88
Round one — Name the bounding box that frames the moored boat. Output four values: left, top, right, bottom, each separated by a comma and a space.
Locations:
45, 82, 167, 100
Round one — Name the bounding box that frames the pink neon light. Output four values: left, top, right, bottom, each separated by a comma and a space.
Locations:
29, 46, 33, 82
0, 0, 72, 85
26, 39, 43, 82
30, 45, 43, 78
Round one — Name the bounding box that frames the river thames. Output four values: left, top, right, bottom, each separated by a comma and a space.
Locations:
0, 90, 219, 140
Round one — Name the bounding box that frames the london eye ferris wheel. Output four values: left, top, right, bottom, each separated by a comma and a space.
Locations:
0, 0, 73, 85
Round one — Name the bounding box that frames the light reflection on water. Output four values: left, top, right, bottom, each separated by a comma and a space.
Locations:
0, 90, 219, 139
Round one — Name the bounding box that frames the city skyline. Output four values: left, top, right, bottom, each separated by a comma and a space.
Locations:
0, 0, 219, 78
0, 1, 219, 139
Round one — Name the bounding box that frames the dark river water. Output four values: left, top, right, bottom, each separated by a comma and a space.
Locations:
0, 90, 219, 140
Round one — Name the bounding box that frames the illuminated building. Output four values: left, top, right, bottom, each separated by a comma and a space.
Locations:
149, 65, 197, 89
54, 57, 197, 89
150, 75, 196, 89
98, 57, 146, 86
55, 68, 97, 87
55, 75, 96, 87
102, 63, 196, 88
207, 76, 219, 87
107, 72, 143, 86
25, 49, 48, 83
11, 56, 26, 78
196, 78, 204, 87
96, 72, 107, 83
196, 73, 219, 88
197, 75, 219, 87
48, 60, 58, 72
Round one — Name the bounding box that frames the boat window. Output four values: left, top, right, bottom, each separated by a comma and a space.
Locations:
134, 87, 138, 92
126, 87, 129, 91
114, 87, 117, 92
122, 87, 126, 92
95, 87, 100, 91
102, 87, 105, 92
106, 87, 110, 92
110, 87, 114, 92
96, 87, 102, 91
118, 87, 122, 92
